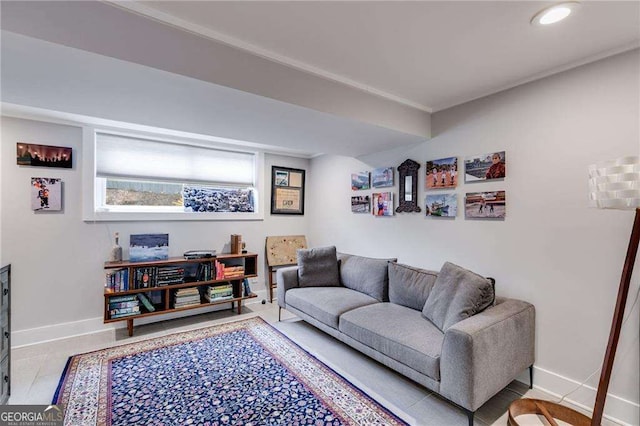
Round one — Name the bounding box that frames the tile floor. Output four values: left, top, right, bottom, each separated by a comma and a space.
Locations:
9, 301, 613, 425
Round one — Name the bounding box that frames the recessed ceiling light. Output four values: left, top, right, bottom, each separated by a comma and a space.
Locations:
531, 2, 580, 26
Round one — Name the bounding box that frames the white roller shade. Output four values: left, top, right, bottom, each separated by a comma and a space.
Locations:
96, 133, 255, 186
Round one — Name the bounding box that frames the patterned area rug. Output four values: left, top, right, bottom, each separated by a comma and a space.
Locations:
53, 317, 407, 425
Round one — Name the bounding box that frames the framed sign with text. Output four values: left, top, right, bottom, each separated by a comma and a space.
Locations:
271, 166, 305, 215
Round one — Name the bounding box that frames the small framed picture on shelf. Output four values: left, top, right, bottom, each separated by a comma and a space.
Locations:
271, 166, 305, 215
464, 151, 506, 182
351, 171, 370, 190
130, 234, 169, 261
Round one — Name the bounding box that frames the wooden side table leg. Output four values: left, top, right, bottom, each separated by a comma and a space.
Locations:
127, 319, 134, 337
268, 267, 274, 303
237, 300, 242, 315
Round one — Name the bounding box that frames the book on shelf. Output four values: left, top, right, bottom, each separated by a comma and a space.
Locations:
111, 310, 140, 319
108, 294, 138, 303
137, 293, 156, 312
109, 300, 139, 309
110, 306, 140, 315
243, 278, 252, 297
105, 268, 129, 292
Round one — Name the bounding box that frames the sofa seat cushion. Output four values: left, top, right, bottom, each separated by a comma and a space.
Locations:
285, 287, 378, 329
339, 303, 444, 380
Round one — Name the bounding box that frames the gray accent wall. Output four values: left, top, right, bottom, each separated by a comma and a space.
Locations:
307, 49, 640, 424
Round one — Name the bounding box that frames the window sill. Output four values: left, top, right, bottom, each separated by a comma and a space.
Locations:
83, 210, 264, 222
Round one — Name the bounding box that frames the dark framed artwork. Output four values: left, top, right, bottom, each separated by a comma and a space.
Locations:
17, 143, 72, 168
396, 159, 421, 213
271, 166, 305, 215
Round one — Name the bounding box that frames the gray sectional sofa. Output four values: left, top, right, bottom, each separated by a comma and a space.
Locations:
277, 247, 535, 426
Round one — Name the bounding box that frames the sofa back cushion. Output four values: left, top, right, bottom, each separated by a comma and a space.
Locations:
388, 262, 438, 311
297, 246, 340, 287
422, 262, 495, 332
337, 253, 396, 301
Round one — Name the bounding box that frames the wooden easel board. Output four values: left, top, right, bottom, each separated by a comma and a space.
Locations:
265, 235, 307, 267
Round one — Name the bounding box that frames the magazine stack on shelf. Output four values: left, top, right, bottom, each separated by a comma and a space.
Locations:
173, 287, 201, 309
205, 284, 234, 303
108, 295, 140, 319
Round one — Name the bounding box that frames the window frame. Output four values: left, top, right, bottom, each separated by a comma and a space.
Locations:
82, 126, 264, 222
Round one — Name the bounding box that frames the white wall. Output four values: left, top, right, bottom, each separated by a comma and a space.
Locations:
308, 50, 640, 424
1, 116, 309, 345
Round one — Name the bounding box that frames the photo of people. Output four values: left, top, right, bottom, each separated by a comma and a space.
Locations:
351, 171, 370, 190
351, 195, 371, 213
465, 191, 506, 219
426, 193, 457, 217
426, 157, 458, 189
464, 151, 506, 182
372, 167, 394, 188
18, 143, 72, 168
31, 178, 62, 211
372, 192, 393, 216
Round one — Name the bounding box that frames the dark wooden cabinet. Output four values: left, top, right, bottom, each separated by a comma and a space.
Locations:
104, 254, 258, 336
0, 264, 10, 404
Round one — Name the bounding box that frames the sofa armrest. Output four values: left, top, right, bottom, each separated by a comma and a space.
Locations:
440, 298, 535, 411
276, 266, 300, 309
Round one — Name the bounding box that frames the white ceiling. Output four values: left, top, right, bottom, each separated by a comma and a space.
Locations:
128, 1, 640, 112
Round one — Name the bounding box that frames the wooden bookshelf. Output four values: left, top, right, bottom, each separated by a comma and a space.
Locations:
104, 253, 258, 336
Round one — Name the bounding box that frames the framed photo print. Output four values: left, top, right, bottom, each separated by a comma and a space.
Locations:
426, 193, 457, 218
18, 143, 72, 168
351, 195, 371, 213
426, 157, 458, 189
372, 167, 394, 188
372, 192, 393, 216
31, 177, 62, 211
351, 171, 370, 190
464, 191, 506, 219
464, 151, 506, 182
271, 166, 305, 215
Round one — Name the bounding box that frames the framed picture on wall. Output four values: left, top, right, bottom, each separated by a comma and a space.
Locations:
18, 143, 72, 168
464, 151, 506, 182
271, 166, 305, 215
31, 177, 62, 211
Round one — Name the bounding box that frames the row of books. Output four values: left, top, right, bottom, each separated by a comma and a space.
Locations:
105, 268, 129, 292
204, 284, 234, 303
173, 287, 201, 309
133, 266, 186, 289
108, 293, 156, 319
214, 260, 245, 280
108, 294, 140, 318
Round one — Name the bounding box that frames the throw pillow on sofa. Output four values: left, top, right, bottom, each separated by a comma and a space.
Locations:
297, 246, 340, 287
422, 261, 495, 331
388, 262, 438, 311
338, 253, 396, 301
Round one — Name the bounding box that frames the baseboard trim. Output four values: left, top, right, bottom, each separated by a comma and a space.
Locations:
531, 365, 639, 426
12, 289, 269, 348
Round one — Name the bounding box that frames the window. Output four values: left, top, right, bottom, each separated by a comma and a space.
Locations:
83, 129, 263, 221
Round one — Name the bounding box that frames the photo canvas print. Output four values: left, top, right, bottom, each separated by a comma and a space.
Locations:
465, 191, 506, 219
351, 195, 371, 213
351, 171, 370, 190
372, 192, 393, 216
426, 193, 457, 217
130, 234, 169, 262
464, 151, 506, 182
31, 178, 62, 211
17, 143, 72, 168
426, 157, 458, 189
371, 167, 394, 188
